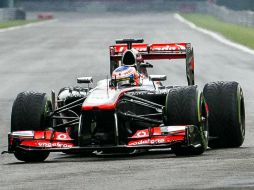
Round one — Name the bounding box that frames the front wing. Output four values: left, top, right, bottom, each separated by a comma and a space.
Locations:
7, 125, 202, 153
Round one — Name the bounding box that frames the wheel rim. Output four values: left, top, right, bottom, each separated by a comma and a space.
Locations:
239, 92, 245, 138
199, 93, 209, 148
238, 87, 245, 139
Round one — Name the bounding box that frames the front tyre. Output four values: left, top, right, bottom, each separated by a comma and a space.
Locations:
203, 81, 245, 148
11, 91, 52, 162
164, 86, 208, 156
14, 150, 50, 162
11, 91, 52, 131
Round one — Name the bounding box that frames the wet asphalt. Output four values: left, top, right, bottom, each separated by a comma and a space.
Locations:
0, 12, 254, 189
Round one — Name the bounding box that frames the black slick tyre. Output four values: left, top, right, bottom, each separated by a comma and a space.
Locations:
14, 150, 50, 163
164, 86, 208, 156
11, 91, 52, 162
11, 91, 52, 132
203, 81, 245, 148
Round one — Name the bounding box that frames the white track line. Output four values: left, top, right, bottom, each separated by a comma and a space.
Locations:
0, 19, 58, 33
174, 13, 254, 55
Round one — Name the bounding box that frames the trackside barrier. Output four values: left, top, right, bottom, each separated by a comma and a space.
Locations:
14, 0, 254, 27
0, 8, 26, 22
197, 2, 254, 27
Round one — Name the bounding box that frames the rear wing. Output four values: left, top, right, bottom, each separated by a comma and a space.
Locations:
109, 43, 195, 85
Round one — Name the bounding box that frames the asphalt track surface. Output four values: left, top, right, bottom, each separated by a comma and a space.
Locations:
1, 12, 254, 190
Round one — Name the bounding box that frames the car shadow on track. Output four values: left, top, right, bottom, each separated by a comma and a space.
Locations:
6, 151, 199, 164
4, 147, 250, 165
4, 149, 176, 165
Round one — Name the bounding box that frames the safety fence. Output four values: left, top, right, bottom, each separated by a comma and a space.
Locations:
13, 0, 254, 27
0, 8, 26, 21
197, 2, 254, 27
15, 0, 203, 12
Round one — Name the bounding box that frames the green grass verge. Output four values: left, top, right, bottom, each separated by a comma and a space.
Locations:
181, 13, 254, 50
0, 20, 38, 29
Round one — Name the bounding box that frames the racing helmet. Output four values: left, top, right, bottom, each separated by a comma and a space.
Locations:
112, 66, 140, 86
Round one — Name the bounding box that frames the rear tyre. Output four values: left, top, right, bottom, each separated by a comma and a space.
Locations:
164, 86, 208, 156
11, 91, 52, 162
203, 81, 245, 148
11, 91, 52, 132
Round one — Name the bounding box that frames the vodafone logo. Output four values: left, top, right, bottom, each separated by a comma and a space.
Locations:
118, 47, 147, 52
152, 45, 186, 51
137, 131, 147, 137
128, 138, 165, 146
119, 47, 125, 52
115, 44, 186, 53
57, 134, 67, 140
176, 45, 186, 50
38, 142, 73, 148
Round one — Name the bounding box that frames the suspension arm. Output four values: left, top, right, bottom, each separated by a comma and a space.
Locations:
50, 97, 86, 116
120, 98, 163, 112
54, 118, 80, 129
123, 93, 164, 109
118, 111, 163, 124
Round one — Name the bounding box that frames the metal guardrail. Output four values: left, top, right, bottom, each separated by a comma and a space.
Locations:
197, 2, 254, 27
16, 0, 197, 12
12, 0, 254, 27
0, 8, 26, 22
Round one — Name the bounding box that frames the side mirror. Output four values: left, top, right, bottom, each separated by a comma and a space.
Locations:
149, 75, 167, 81
77, 77, 93, 84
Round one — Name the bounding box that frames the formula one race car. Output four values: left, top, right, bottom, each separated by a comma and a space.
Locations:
6, 39, 245, 162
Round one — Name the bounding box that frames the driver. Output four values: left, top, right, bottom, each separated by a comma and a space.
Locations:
112, 65, 140, 86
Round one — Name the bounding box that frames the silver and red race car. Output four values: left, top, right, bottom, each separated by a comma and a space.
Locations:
5, 39, 245, 162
